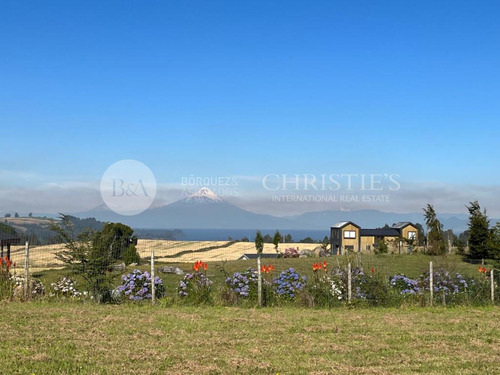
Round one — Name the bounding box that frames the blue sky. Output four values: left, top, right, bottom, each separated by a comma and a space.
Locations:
1, 1, 499, 216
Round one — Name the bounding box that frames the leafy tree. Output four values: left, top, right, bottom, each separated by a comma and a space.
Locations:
240, 236, 249, 242
272, 230, 281, 253
466, 201, 490, 259
423, 204, 446, 255
28, 212, 32, 218
14, 213, 19, 218
4, 214, 11, 218
51, 215, 115, 301
122, 244, 141, 265
455, 239, 466, 255
262, 234, 273, 243
299, 237, 315, 243
374, 239, 388, 254
254, 231, 264, 255
51, 216, 138, 301
443, 229, 456, 252
458, 230, 470, 245
320, 236, 330, 252
93, 222, 137, 262
414, 223, 426, 246
284, 234, 293, 243
0, 222, 16, 235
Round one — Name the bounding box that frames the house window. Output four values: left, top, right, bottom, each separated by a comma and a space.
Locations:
366, 245, 371, 251
344, 230, 356, 239
408, 231, 416, 240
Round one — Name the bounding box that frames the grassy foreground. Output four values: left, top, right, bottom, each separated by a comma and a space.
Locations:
1, 303, 499, 374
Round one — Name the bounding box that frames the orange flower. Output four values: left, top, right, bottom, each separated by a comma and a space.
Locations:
261, 265, 274, 274
483, 267, 487, 274
323, 261, 327, 271
479, 266, 482, 272
203, 263, 208, 271
193, 261, 203, 272
370, 267, 375, 274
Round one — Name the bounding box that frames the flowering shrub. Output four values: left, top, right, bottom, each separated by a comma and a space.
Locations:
117, 269, 165, 301
273, 267, 307, 299
283, 248, 299, 258
330, 266, 389, 304
11, 275, 45, 299
0, 257, 16, 300
308, 262, 343, 306
389, 274, 420, 295
178, 261, 212, 303
50, 277, 81, 299
420, 268, 473, 303
225, 268, 258, 298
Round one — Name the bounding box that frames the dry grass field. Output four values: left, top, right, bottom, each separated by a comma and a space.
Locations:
6, 240, 312, 271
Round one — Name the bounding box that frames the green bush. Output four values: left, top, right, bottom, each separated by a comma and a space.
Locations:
122, 245, 141, 265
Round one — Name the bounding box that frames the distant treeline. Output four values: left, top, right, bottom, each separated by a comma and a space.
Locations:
0, 215, 105, 245
133, 229, 185, 240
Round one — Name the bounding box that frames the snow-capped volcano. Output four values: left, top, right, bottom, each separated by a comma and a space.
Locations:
185, 187, 223, 203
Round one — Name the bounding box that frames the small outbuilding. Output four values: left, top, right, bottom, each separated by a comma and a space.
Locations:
0, 230, 21, 261
238, 253, 280, 260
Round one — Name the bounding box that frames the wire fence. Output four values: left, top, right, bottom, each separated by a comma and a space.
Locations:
1, 239, 498, 307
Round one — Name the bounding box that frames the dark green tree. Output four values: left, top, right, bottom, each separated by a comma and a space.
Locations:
122, 244, 141, 265
284, 234, 293, 243
466, 201, 490, 259
93, 222, 138, 262
488, 222, 500, 260
255, 230, 264, 255
423, 204, 446, 255
272, 230, 281, 253
299, 237, 315, 243
262, 234, 272, 243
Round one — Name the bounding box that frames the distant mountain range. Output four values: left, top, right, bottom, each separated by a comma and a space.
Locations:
74, 187, 488, 234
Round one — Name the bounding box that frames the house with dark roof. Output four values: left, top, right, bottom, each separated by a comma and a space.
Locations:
330, 221, 361, 254
331, 221, 419, 254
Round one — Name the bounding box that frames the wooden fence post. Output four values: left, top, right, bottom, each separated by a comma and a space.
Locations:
24, 241, 29, 300
429, 261, 433, 307
347, 262, 352, 303
257, 256, 262, 307
491, 269, 495, 305
151, 250, 155, 306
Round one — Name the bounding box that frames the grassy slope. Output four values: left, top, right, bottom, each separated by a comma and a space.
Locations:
1, 303, 499, 374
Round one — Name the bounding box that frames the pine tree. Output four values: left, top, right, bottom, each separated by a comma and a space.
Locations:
272, 230, 281, 253
255, 230, 264, 255
466, 201, 490, 259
